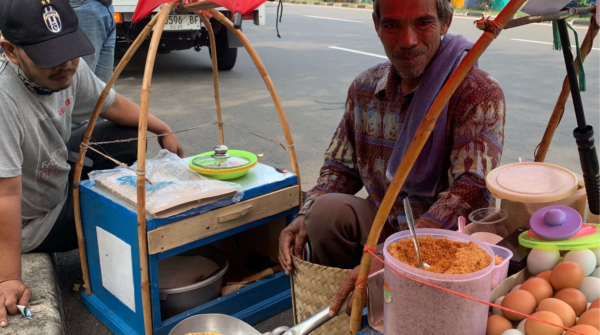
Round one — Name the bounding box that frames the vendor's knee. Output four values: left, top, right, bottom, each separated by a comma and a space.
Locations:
305, 194, 358, 243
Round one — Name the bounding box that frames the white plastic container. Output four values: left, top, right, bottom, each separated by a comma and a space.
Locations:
487, 243, 513, 289
383, 229, 494, 335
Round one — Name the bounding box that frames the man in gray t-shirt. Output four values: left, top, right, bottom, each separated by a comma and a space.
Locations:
0, 0, 183, 327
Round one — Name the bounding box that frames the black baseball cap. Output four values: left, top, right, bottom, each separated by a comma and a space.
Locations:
0, 0, 95, 68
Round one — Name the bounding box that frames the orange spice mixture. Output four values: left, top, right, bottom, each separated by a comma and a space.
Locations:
388, 236, 492, 274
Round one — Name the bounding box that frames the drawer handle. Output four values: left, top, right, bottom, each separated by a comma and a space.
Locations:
217, 205, 254, 223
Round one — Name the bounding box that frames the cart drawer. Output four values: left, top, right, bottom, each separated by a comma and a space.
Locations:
147, 186, 299, 254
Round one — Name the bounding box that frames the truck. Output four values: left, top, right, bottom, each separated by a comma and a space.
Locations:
112, 0, 266, 70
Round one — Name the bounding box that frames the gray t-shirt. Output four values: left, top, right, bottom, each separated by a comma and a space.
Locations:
0, 58, 115, 252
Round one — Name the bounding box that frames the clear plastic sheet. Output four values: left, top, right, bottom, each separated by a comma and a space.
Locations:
89, 150, 243, 218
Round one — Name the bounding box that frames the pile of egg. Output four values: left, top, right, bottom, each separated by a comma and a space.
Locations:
486, 247, 600, 335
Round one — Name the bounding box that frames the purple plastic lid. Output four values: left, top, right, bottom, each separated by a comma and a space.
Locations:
530, 205, 582, 240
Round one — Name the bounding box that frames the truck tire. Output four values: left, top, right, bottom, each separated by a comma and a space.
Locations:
210, 44, 237, 71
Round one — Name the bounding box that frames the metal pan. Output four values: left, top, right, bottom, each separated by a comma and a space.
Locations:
169, 302, 347, 335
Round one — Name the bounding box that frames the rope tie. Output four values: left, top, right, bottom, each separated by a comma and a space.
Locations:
287, 144, 295, 150
353, 248, 588, 335
354, 246, 378, 289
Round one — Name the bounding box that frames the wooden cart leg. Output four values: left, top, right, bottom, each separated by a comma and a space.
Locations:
208, 9, 303, 207
200, 13, 225, 145
534, 18, 599, 162
73, 13, 162, 297
137, 3, 178, 334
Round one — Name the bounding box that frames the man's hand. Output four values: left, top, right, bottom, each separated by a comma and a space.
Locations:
329, 257, 384, 317
278, 215, 308, 275
158, 134, 184, 158
0, 280, 31, 327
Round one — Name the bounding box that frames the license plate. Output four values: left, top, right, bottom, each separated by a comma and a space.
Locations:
158, 15, 201, 31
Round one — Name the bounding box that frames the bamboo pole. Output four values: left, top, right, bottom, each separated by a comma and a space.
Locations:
503, 6, 595, 29
208, 9, 303, 207
200, 13, 225, 145
535, 17, 599, 162
182, 1, 220, 12
348, 0, 528, 333
72, 13, 161, 296
137, 3, 177, 334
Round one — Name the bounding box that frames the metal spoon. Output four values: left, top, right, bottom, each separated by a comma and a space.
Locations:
403, 197, 430, 270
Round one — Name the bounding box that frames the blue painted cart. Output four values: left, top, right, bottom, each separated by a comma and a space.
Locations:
78, 163, 300, 335
71, 3, 305, 334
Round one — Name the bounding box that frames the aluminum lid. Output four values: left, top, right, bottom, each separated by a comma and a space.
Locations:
486, 162, 578, 203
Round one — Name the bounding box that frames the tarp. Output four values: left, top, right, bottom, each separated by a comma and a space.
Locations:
132, 0, 267, 22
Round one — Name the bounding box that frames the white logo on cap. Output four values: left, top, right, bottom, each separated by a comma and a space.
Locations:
43, 6, 62, 33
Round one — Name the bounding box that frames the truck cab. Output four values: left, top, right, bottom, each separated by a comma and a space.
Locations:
112, 0, 266, 70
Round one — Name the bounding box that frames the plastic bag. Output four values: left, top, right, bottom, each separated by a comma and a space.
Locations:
89, 150, 243, 218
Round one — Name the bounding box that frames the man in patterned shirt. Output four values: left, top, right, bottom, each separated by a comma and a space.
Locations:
279, 0, 505, 315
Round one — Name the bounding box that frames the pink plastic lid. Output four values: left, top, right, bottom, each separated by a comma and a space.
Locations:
486, 162, 578, 203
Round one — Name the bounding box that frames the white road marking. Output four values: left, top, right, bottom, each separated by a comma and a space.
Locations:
306, 15, 363, 22
511, 38, 600, 51
328, 46, 388, 59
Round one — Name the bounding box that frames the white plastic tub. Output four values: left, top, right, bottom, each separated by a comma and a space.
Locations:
487, 243, 513, 289
383, 229, 494, 335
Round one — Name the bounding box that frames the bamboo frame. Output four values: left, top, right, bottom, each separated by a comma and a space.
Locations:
200, 13, 225, 145
73, 2, 303, 334
137, 4, 178, 334
208, 9, 303, 203
348, 0, 528, 333
503, 6, 595, 29
535, 17, 599, 162
73, 12, 162, 296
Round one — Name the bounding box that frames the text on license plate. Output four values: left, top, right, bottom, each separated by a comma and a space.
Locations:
161, 15, 201, 31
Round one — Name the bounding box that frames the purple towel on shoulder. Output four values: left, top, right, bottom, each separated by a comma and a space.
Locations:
385, 34, 475, 197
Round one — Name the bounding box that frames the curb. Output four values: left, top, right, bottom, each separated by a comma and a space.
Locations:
572, 19, 591, 26
279, 1, 588, 27
283, 0, 373, 9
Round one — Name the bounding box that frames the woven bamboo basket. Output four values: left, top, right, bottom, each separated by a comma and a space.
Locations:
291, 256, 351, 335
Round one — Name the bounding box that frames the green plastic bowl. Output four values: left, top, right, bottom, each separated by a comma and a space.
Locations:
189, 150, 258, 181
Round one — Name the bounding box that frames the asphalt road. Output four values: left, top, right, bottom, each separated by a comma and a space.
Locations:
55, 3, 599, 334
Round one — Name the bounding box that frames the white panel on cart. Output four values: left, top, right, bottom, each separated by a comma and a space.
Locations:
96, 226, 136, 312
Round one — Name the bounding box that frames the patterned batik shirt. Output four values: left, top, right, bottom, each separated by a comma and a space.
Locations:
300, 62, 506, 231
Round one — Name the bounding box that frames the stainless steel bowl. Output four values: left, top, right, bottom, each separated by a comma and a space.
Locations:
159, 246, 229, 320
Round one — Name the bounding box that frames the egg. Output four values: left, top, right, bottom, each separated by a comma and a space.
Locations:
487, 314, 513, 335
579, 277, 600, 303
538, 298, 577, 327
524, 311, 564, 335
565, 250, 598, 276
517, 319, 527, 332
493, 296, 505, 315
577, 308, 599, 330
536, 270, 553, 282
592, 267, 600, 279
590, 247, 600, 267
591, 298, 600, 310
550, 261, 585, 291
555, 288, 589, 316
528, 249, 561, 275
511, 284, 522, 292
501, 290, 537, 321
521, 278, 554, 305
564, 324, 600, 335
501, 330, 524, 335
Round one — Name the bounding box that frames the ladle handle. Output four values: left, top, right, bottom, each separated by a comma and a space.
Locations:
403, 198, 423, 265
283, 300, 348, 335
